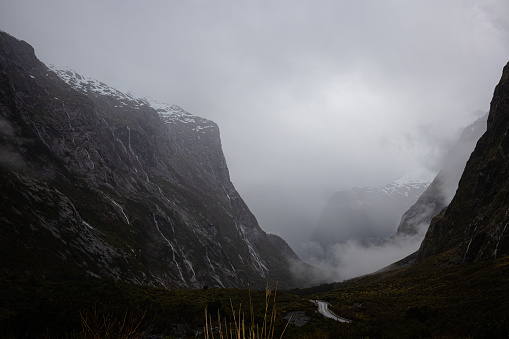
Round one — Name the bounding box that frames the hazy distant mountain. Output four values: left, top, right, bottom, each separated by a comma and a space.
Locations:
0, 31, 302, 289
310, 170, 435, 248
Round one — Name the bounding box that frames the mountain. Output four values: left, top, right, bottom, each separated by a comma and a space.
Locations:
417, 61, 509, 263
310, 170, 434, 249
392, 113, 488, 238
0, 30, 301, 289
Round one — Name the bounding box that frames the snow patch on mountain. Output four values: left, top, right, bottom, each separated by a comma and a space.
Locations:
150, 101, 215, 132
49, 65, 215, 132
48, 65, 147, 108
382, 168, 436, 197
310, 168, 435, 249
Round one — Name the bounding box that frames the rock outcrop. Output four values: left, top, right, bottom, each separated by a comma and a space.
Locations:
0, 30, 301, 289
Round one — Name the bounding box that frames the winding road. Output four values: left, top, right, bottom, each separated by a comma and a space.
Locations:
311, 300, 352, 323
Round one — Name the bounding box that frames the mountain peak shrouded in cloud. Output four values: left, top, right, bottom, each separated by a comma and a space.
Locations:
388, 169, 436, 191
296, 170, 433, 281
299, 113, 488, 282
309, 170, 434, 249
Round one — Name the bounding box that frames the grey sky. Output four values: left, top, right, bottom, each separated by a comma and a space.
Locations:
2, 0, 509, 251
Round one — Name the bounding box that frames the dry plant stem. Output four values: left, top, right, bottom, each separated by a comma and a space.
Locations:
271, 282, 278, 338
238, 307, 242, 339
79, 306, 147, 339
217, 309, 223, 339
263, 287, 269, 338
279, 317, 291, 339
249, 283, 254, 338
205, 282, 285, 339
204, 307, 210, 339
230, 299, 238, 336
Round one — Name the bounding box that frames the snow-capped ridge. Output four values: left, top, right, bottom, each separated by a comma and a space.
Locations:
344, 169, 434, 198
381, 169, 435, 197
49, 65, 216, 133
311, 168, 434, 248
150, 101, 216, 132
48, 65, 147, 109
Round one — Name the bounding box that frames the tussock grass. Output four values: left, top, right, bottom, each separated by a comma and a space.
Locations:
204, 283, 291, 339
77, 305, 149, 339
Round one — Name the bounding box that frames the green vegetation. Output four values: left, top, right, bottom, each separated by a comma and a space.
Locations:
1, 251, 509, 338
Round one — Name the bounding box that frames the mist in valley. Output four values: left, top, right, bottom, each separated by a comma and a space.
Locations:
295, 113, 489, 282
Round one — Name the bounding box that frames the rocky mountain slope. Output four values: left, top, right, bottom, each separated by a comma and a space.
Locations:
417, 61, 509, 263
392, 113, 488, 238
0, 30, 301, 289
310, 170, 434, 248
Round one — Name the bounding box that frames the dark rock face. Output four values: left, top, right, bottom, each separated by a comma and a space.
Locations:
393, 114, 488, 238
417, 61, 509, 263
0, 31, 300, 289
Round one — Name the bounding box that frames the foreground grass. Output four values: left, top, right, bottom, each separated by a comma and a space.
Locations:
204, 284, 292, 339
1, 252, 509, 338
0, 277, 323, 338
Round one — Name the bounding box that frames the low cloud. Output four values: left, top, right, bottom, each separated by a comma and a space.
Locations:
0, 117, 27, 171
296, 224, 428, 283
0, 148, 26, 171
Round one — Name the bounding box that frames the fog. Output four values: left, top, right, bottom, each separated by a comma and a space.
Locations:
301, 230, 426, 282
2, 1, 509, 279
297, 113, 488, 282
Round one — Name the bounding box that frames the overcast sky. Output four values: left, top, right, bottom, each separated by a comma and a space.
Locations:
2, 0, 509, 251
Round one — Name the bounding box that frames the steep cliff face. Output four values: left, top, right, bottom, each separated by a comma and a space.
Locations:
417, 61, 509, 263
393, 114, 487, 238
0, 31, 300, 289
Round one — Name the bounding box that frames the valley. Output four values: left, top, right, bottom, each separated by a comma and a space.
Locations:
1, 27, 509, 338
